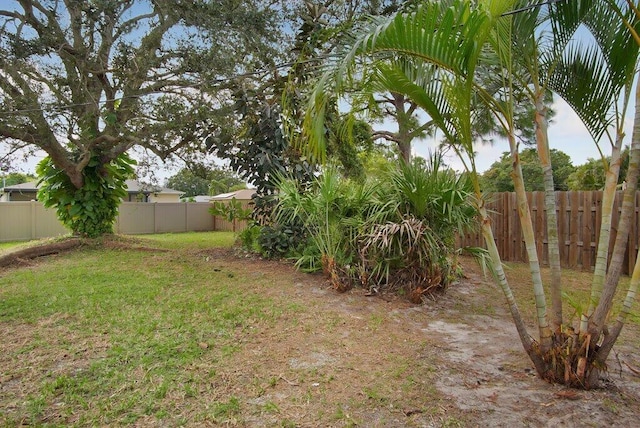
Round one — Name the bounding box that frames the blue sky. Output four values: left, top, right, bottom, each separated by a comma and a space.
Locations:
412, 94, 635, 174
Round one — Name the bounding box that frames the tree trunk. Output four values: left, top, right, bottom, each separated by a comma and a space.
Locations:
581, 136, 624, 332
534, 89, 563, 333
592, 73, 640, 362
596, 239, 640, 362
477, 202, 550, 372
508, 133, 553, 352
392, 93, 412, 163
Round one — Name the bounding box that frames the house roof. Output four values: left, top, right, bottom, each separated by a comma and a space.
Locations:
1, 180, 183, 195
191, 195, 214, 202
210, 189, 256, 201
1, 181, 38, 191
123, 180, 184, 195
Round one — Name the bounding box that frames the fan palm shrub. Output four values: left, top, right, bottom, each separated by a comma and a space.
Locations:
276, 153, 478, 298
360, 154, 477, 301
275, 165, 377, 290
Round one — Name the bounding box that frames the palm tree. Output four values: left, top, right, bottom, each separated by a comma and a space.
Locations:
303, 0, 551, 374
300, 0, 640, 388
588, 0, 640, 367
505, 0, 639, 383
507, 0, 595, 333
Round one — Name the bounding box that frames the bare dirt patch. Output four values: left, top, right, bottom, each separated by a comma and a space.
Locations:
0, 238, 84, 268
0, 235, 165, 270
182, 251, 640, 427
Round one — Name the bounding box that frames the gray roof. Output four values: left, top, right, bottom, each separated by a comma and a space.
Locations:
210, 189, 256, 201
1, 181, 38, 191
2, 180, 183, 195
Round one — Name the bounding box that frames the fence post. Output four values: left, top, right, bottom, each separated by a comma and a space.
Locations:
185, 203, 189, 232
31, 200, 37, 240
153, 203, 158, 233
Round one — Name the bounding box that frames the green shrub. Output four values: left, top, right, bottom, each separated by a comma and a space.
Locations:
237, 224, 261, 253
209, 197, 252, 233
275, 153, 479, 300
36, 153, 135, 238
256, 224, 304, 259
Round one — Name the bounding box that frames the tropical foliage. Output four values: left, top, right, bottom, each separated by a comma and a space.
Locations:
275, 154, 477, 301
300, 0, 640, 389
36, 154, 135, 238
209, 198, 252, 234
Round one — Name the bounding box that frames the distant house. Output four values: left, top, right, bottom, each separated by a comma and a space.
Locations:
185, 189, 256, 204
0, 180, 184, 202
0, 181, 38, 202
185, 195, 214, 203
122, 180, 184, 203
209, 189, 256, 202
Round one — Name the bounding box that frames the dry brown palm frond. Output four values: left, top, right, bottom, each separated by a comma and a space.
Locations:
360, 215, 450, 299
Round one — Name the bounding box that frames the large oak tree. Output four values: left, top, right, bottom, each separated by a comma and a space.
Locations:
0, 0, 283, 235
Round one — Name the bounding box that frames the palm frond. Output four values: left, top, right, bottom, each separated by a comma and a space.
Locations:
547, 0, 639, 142
548, 41, 619, 142
582, 0, 639, 86
302, 0, 511, 161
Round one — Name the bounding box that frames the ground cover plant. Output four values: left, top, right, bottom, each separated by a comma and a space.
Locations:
1, 232, 638, 426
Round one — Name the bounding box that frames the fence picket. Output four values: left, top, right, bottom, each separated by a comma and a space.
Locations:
457, 191, 640, 274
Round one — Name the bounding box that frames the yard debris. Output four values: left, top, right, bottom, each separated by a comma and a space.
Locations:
554, 390, 581, 400
0, 238, 84, 268
624, 361, 640, 377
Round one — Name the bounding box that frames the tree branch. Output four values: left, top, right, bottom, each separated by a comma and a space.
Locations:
372, 130, 400, 143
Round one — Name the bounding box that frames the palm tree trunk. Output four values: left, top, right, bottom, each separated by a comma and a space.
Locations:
591, 73, 640, 354
580, 137, 624, 333
596, 241, 640, 363
508, 133, 553, 351
477, 203, 550, 372
534, 89, 563, 333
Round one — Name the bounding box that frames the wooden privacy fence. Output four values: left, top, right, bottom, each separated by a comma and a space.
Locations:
457, 191, 640, 274
210, 199, 253, 233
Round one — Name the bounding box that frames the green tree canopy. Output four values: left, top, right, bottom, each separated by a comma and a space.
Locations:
0, 0, 283, 235
1, 172, 36, 187
567, 147, 637, 190
480, 148, 576, 192
165, 166, 245, 198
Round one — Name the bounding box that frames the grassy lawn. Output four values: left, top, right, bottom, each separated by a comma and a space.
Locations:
1, 232, 285, 426
1, 232, 638, 426
134, 231, 236, 250
0, 240, 32, 253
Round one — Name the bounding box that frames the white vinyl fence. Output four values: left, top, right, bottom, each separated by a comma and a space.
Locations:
0, 202, 222, 242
